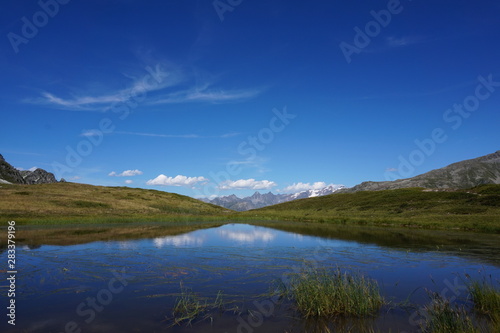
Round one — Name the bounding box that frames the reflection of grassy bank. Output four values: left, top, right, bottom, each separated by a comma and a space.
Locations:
0, 222, 224, 247
249, 221, 478, 247
242, 185, 500, 233
250, 220, 499, 249
251, 221, 500, 267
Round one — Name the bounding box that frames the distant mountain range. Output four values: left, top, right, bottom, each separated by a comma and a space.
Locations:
203, 184, 346, 211
206, 151, 500, 211
338, 150, 500, 193
0, 154, 60, 185
2, 150, 499, 212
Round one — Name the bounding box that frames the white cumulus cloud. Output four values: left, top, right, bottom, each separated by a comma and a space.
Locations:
124, 180, 133, 184
282, 182, 329, 193
109, 169, 143, 177
218, 179, 277, 190
146, 174, 208, 187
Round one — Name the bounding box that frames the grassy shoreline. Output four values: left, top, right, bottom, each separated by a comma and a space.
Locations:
240, 185, 500, 233
1, 182, 499, 233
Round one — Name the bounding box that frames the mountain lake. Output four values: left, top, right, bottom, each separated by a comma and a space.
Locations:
1, 222, 499, 332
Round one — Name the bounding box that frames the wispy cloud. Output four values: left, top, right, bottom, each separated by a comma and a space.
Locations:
81, 130, 103, 137
27, 64, 179, 111
80, 129, 240, 139
109, 169, 143, 177
1, 150, 45, 156
146, 174, 208, 187
40, 91, 125, 109
149, 84, 262, 105
26, 62, 262, 110
117, 132, 199, 139
227, 156, 270, 174
385, 36, 425, 48
218, 179, 277, 190
358, 78, 480, 101
357, 35, 428, 56
113, 131, 240, 139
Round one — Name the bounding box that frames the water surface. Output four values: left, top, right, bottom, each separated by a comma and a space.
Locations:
1, 223, 499, 332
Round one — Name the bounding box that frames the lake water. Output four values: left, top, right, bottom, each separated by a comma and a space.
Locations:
2, 223, 499, 332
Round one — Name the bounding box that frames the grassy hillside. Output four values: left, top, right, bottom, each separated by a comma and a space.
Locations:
1, 182, 499, 233
0, 182, 231, 225
241, 185, 500, 233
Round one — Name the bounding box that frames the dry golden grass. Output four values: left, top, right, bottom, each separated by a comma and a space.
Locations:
0, 182, 231, 225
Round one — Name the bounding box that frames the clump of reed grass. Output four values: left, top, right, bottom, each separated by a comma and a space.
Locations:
467, 278, 500, 332
170, 284, 226, 327
420, 292, 478, 333
283, 266, 383, 318
468, 280, 500, 318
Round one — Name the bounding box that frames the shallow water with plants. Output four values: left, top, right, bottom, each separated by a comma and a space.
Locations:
1, 222, 499, 332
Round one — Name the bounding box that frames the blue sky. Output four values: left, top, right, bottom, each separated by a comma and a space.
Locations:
1, 0, 499, 198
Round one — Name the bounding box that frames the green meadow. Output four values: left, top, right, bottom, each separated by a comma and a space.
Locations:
1, 182, 499, 234
243, 185, 500, 233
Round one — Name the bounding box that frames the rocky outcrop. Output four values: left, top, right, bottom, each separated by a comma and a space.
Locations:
0, 154, 26, 184
20, 168, 58, 184
0, 154, 59, 184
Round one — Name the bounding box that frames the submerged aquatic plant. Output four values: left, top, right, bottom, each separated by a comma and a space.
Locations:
169, 283, 235, 327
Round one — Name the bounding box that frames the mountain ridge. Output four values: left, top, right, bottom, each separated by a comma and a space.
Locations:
205, 184, 346, 211
338, 150, 500, 193
0, 154, 60, 185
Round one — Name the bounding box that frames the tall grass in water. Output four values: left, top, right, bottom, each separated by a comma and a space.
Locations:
468, 279, 500, 331
420, 293, 478, 333
468, 280, 500, 317
284, 266, 383, 318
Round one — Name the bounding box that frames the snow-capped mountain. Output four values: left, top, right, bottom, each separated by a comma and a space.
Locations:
289, 184, 346, 200
204, 184, 346, 211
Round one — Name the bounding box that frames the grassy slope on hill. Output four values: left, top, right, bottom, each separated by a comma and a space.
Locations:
241, 185, 500, 233
1, 182, 499, 233
0, 182, 231, 225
